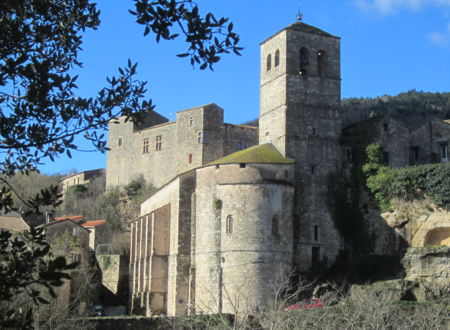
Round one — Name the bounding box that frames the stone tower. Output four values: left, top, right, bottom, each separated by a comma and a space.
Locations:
259, 22, 343, 271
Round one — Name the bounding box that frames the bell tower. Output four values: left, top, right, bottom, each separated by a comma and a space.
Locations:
259, 22, 343, 271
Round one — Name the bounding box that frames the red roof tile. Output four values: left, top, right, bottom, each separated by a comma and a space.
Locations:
82, 219, 106, 227
54, 215, 84, 222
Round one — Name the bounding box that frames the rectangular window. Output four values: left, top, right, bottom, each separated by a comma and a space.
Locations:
72, 227, 78, 237
272, 216, 279, 236
311, 247, 320, 267
314, 225, 319, 241
72, 254, 81, 263
143, 138, 149, 154
197, 131, 208, 144
410, 146, 419, 165
155, 136, 162, 151
188, 154, 193, 163
237, 139, 247, 150
382, 151, 390, 166
118, 137, 122, 147
441, 143, 448, 162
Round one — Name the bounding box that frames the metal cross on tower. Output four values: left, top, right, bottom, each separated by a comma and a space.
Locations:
296, 7, 304, 21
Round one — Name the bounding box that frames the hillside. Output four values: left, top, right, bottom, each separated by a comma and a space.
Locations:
342, 90, 450, 128
242, 91, 450, 129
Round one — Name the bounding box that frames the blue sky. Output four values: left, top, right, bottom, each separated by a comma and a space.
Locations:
40, 0, 450, 174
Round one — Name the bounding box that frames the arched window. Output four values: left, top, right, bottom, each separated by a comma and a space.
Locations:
317, 49, 327, 77
226, 215, 233, 234
266, 54, 272, 71
271, 215, 279, 236
299, 47, 309, 75
274, 49, 280, 67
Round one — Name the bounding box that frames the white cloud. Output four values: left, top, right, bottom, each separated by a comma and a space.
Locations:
354, 0, 450, 14
428, 23, 450, 46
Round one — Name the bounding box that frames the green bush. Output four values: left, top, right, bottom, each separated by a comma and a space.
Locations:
363, 144, 450, 211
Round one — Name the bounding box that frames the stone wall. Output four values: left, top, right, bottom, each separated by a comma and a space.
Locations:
131, 172, 196, 317
260, 23, 343, 271
106, 104, 258, 189
60, 168, 105, 199
45, 220, 93, 314
194, 163, 294, 314
410, 119, 450, 165
98, 254, 129, 304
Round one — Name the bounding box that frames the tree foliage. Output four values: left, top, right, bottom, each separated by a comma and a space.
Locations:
363, 144, 450, 211
0, 226, 76, 329
0, 0, 241, 327
131, 0, 242, 70
0, 0, 241, 214
342, 90, 450, 128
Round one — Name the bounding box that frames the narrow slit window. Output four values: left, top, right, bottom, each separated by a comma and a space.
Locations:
188, 154, 193, 164
272, 215, 279, 236
226, 215, 233, 234
267, 53, 272, 71
118, 137, 122, 147
314, 225, 319, 241
441, 143, 448, 162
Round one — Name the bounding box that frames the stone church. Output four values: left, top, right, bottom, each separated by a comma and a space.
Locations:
105, 22, 450, 316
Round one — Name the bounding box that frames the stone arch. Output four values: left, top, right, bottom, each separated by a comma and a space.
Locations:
424, 227, 450, 246
274, 49, 280, 67
266, 53, 272, 71
317, 49, 327, 77
299, 47, 309, 75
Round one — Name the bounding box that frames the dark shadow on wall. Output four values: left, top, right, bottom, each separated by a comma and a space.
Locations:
325, 173, 408, 284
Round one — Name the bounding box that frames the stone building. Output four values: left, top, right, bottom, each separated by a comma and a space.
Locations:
106, 104, 258, 189
130, 144, 295, 315
60, 168, 106, 199
45, 219, 99, 315
112, 21, 450, 316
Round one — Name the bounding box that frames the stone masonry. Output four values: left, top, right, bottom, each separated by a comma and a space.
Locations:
121, 21, 450, 317
106, 104, 258, 189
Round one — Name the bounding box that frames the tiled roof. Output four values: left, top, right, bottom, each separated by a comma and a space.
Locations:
0, 216, 30, 232
54, 215, 84, 222
82, 219, 106, 228
286, 22, 337, 38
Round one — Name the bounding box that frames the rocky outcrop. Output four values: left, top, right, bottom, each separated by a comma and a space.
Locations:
382, 199, 450, 247
400, 246, 450, 301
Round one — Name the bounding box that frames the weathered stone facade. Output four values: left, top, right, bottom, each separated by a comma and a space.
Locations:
131, 145, 295, 316
106, 104, 258, 189
123, 22, 450, 316
60, 168, 105, 199
45, 219, 96, 314
259, 23, 343, 271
